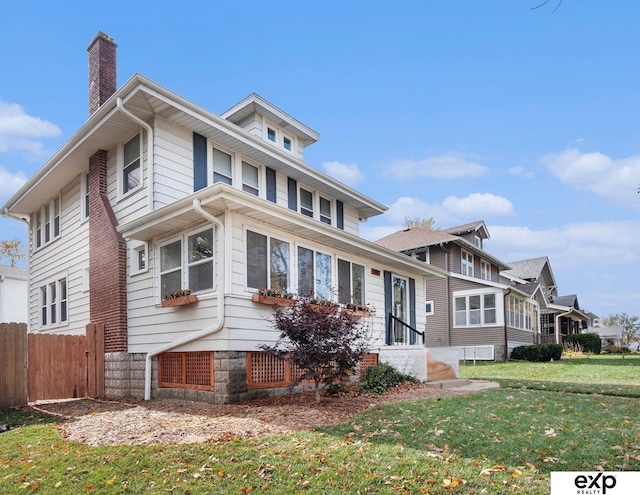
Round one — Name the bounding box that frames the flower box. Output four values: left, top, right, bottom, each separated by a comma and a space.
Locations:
251, 294, 295, 307
161, 294, 199, 308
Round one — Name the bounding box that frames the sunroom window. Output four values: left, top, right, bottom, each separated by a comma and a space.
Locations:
298, 247, 331, 299
246, 230, 290, 293
337, 259, 364, 305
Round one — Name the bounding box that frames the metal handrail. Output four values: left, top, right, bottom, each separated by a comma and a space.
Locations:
387, 313, 424, 345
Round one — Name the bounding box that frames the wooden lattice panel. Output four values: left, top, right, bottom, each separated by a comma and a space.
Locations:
246, 352, 287, 388
359, 353, 379, 376
159, 352, 214, 391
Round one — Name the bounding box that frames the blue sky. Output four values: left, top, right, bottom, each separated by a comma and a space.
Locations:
1, 1, 639, 319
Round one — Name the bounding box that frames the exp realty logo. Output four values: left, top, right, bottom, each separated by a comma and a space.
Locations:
551, 472, 638, 495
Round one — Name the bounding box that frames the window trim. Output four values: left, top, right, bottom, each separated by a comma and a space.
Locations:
130, 241, 149, 276
118, 130, 143, 198
452, 289, 503, 328
157, 227, 215, 301
39, 274, 69, 330
425, 300, 435, 316
33, 195, 62, 251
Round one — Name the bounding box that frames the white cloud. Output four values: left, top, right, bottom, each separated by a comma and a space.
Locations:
383, 152, 489, 180
0, 164, 27, 202
443, 193, 514, 217
541, 148, 640, 207
508, 166, 535, 179
0, 100, 61, 154
322, 161, 365, 186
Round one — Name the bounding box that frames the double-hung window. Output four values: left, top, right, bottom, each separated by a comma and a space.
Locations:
480, 260, 491, 281
461, 250, 474, 277
40, 277, 68, 328
297, 247, 331, 299
212, 147, 233, 185
33, 196, 62, 249
337, 259, 364, 305
159, 228, 214, 298
454, 291, 498, 327
246, 230, 290, 293
300, 188, 314, 218
123, 133, 141, 194
319, 197, 332, 225
242, 161, 259, 196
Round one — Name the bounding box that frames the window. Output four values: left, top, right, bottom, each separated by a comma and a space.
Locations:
425, 300, 434, 315
130, 241, 148, 276
300, 188, 314, 217
298, 247, 331, 299
159, 228, 214, 298
480, 260, 491, 281
507, 295, 538, 331
242, 161, 259, 196
267, 127, 276, 143
40, 277, 68, 328
82, 173, 90, 220
454, 291, 498, 327
319, 197, 332, 225
123, 133, 141, 194
246, 230, 290, 293
33, 196, 62, 249
283, 135, 292, 151
212, 147, 233, 185
461, 250, 474, 277
474, 235, 482, 249
337, 259, 365, 305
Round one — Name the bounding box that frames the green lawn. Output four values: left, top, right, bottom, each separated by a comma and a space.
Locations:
1, 355, 639, 494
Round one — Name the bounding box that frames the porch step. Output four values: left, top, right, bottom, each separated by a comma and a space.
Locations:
424, 378, 471, 389
425, 379, 501, 392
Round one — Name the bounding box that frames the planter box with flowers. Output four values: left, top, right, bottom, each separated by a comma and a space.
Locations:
251, 289, 372, 317
161, 289, 198, 308
251, 289, 296, 307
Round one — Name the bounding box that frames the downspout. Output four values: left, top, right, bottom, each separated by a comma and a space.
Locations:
555, 309, 572, 345
143, 199, 225, 400
503, 289, 511, 360
115, 98, 154, 212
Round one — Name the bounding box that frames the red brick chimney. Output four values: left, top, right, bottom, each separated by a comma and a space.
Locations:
87, 31, 117, 116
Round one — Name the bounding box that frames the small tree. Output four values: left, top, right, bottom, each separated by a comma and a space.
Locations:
0, 238, 26, 267
404, 216, 438, 230
260, 298, 372, 403
601, 313, 640, 349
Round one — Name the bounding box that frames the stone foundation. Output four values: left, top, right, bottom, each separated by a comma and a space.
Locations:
104, 352, 146, 398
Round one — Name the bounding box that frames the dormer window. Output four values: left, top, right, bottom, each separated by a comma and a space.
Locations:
474, 235, 482, 249
267, 127, 276, 143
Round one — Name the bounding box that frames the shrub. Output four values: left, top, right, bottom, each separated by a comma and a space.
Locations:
607, 346, 631, 354
564, 333, 602, 354
358, 363, 418, 394
510, 343, 563, 362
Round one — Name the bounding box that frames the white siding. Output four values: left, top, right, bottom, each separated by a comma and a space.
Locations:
0, 278, 28, 323
342, 203, 360, 235
29, 176, 90, 335
153, 118, 193, 208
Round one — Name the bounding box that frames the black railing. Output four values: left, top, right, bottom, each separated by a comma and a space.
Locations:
387, 314, 424, 346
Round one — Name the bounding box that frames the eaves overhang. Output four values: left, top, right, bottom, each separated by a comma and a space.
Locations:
547, 304, 590, 321
118, 185, 447, 281
3, 74, 386, 220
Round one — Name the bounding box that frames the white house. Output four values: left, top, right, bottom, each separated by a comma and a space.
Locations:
0, 265, 28, 323
1, 32, 447, 403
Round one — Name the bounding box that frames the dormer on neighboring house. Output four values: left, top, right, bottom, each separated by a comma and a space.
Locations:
441, 220, 489, 250
501, 256, 558, 302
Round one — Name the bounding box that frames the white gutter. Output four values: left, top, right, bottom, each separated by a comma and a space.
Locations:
143, 199, 226, 400
555, 308, 573, 345
116, 97, 155, 212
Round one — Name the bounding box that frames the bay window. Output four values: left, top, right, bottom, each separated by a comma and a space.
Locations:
507, 295, 538, 331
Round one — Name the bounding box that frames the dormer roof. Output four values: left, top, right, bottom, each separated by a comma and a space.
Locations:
221, 93, 319, 147
441, 220, 489, 240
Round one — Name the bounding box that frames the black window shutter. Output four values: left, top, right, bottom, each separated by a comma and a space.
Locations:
409, 278, 417, 345
287, 178, 297, 211
336, 200, 344, 229
193, 132, 207, 192
266, 167, 277, 203
384, 270, 392, 345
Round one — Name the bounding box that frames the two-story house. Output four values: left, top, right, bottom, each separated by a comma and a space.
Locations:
1, 32, 447, 403
376, 221, 541, 360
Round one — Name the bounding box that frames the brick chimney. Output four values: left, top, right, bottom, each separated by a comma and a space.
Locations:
87, 31, 117, 116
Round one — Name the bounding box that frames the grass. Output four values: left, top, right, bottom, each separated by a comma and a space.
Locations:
1, 355, 639, 494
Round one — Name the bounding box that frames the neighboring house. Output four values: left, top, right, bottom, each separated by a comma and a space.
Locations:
1, 32, 447, 403
501, 257, 590, 344
0, 265, 28, 323
589, 318, 623, 349
375, 221, 540, 360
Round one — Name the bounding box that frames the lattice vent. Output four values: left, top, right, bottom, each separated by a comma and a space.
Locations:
159, 352, 214, 391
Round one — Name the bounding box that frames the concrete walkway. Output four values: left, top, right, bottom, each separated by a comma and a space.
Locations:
425, 379, 500, 392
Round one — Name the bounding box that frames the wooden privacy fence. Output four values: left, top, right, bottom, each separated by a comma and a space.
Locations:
0, 323, 28, 409
28, 323, 105, 402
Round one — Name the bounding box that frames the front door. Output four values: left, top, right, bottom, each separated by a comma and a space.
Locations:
393, 275, 408, 344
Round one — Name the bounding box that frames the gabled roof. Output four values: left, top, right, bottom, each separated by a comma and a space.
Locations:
374, 227, 510, 271
0, 265, 28, 280
554, 294, 580, 310
2, 74, 386, 220
441, 220, 489, 240
502, 256, 557, 290
220, 93, 319, 147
